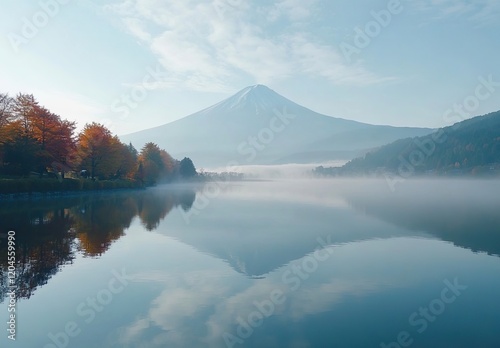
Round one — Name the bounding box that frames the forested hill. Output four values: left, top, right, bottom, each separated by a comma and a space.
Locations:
329, 111, 500, 176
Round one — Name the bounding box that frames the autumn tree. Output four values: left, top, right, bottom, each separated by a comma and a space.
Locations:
1, 133, 39, 175
138, 142, 163, 185
160, 149, 176, 181
0, 91, 196, 184
77, 123, 119, 179
0, 93, 14, 164
32, 106, 57, 151
30, 106, 76, 174
12, 93, 38, 139
137, 145, 178, 183
115, 142, 138, 179
0, 93, 13, 130
0, 93, 77, 176
48, 119, 77, 177
1, 94, 40, 174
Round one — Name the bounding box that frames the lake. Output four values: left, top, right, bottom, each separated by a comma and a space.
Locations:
1, 179, 500, 348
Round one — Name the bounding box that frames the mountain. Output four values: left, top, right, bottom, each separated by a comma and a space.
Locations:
121, 85, 432, 167
336, 110, 500, 176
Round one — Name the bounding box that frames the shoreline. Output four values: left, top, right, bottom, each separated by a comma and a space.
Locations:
0, 177, 143, 200
0, 186, 146, 201
0, 177, 209, 201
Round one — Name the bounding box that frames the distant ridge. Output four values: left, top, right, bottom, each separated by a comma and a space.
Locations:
121, 85, 432, 167
336, 110, 500, 176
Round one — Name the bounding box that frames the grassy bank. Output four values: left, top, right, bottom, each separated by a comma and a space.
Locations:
0, 177, 142, 196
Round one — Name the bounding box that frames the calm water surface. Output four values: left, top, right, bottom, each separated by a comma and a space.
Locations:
1, 179, 500, 348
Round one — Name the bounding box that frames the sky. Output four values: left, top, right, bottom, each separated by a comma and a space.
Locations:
0, 0, 499, 135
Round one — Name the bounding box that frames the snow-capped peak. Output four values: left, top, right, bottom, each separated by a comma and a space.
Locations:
207, 84, 295, 115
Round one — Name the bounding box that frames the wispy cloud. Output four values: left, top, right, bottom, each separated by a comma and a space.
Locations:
410, 0, 500, 25
121, 17, 152, 42
290, 34, 397, 85
115, 256, 401, 348
265, 0, 319, 22
468, 0, 500, 26
105, 0, 393, 92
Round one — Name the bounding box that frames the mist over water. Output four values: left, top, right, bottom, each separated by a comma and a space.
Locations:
207, 161, 346, 179
2, 178, 500, 348
189, 177, 500, 256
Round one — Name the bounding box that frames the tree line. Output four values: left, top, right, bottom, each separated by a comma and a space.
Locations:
0, 92, 197, 186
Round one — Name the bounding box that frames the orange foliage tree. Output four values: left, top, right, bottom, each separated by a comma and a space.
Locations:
77, 123, 119, 179
137, 142, 177, 185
